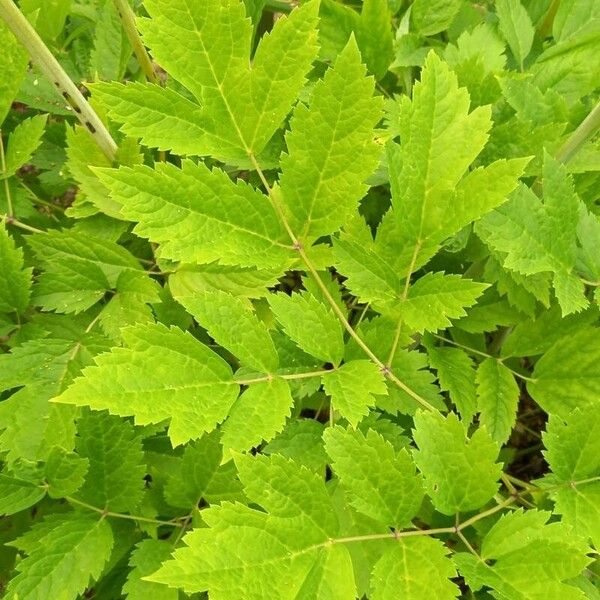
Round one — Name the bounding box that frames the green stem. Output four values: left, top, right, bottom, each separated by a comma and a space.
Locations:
387, 241, 421, 367
457, 496, 516, 531
113, 0, 157, 84
250, 155, 438, 413
263, 0, 293, 13
66, 496, 184, 527
0, 0, 118, 161
19, 180, 65, 212
1, 214, 43, 233
556, 99, 600, 165
0, 130, 13, 217
331, 526, 455, 545
235, 369, 331, 386
432, 333, 536, 383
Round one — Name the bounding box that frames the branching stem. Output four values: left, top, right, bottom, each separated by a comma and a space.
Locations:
1, 214, 43, 233
66, 496, 184, 527
248, 155, 438, 412
432, 333, 537, 383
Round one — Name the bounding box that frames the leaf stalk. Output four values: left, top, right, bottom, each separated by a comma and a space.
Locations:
0, 0, 118, 161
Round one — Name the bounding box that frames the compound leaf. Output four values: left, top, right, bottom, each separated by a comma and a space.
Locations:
139, 0, 319, 161
476, 156, 586, 315
151, 454, 349, 599
455, 509, 591, 599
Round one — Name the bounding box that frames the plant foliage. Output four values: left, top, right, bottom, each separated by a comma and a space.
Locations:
0, 0, 599, 598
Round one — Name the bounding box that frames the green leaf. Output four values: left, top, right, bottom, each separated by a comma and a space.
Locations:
1, 114, 47, 178
444, 24, 506, 106
410, 0, 462, 36
95, 161, 291, 269
170, 263, 280, 300
123, 539, 178, 600
151, 454, 350, 599
65, 124, 128, 219
90, 0, 131, 81
476, 358, 520, 444
27, 230, 146, 314
577, 207, 600, 284
371, 537, 459, 600
322, 360, 387, 426
332, 236, 400, 307
163, 432, 224, 509
0, 18, 28, 124
279, 37, 382, 243
426, 344, 477, 421
495, 0, 534, 69
91, 82, 207, 155
528, 328, 600, 418
543, 409, 600, 546
399, 273, 488, 333
54, 323, 239, 446
455, 509, 592, 599
552, 0, 600, 42
98, 270, 160, 341
375, 52, 526, 274
356, 0, 394, 80
74, 411, 145, 513
501, 304, 597, 358
20, 0, 71, 40
222, 378, 294, 452
179, 289, 278, 373
264, 419, 328, 473
476, 156, 587, 315
324, 426, 424, 528
0, 474, 45, 516
6, 513, 114, 600
44, 446, 89, 498
235, 452, 337, 533
139, 0, 319, 161
0, 222, 32, 314
268, 291, 344, 365
412, 411, 502, 515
